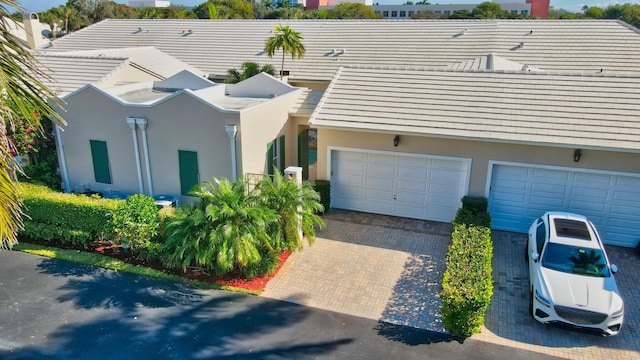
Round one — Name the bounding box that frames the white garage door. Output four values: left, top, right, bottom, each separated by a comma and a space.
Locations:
489, 163, 640, 247
331, 150, 470, 223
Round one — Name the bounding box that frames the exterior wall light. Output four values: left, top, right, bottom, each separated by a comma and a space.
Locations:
393, 135, 400, 147
574, 149, 582, 162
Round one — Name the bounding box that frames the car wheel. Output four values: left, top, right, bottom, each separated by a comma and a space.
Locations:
525, 239, 529, 263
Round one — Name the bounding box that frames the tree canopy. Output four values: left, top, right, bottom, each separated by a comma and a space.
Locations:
0, 0, 64, 249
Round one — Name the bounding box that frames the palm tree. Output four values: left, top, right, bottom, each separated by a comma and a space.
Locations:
256, 170, 325, 251
164, 178, 278, 273
225, 61, 276, 83
0, 0, 64, 249
264, 24, 305, 79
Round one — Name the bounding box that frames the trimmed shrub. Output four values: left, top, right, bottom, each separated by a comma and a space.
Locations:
441, 197, 493, 338
110, 194, 160, 251
461, 196, 488, 214
18, 183, 121, 247
313, 180, 330, 213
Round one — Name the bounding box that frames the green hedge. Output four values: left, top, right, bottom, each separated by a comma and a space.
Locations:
441, 197, 493, 338
313, 180, 330, 213
18, 183, 122, 248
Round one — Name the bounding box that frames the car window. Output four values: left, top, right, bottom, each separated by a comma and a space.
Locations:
536, 221, 546, 255
541, 243, 610, 277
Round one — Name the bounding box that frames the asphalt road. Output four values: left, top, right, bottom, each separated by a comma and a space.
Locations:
0, 251, 562, 360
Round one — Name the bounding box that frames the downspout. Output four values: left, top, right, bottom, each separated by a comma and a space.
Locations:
54, 126, 70, 193
137, 118, 153, 196
126, 117, 144, 194
225, 125, 238, 182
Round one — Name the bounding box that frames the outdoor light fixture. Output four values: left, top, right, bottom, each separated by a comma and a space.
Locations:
393, 135, 400, 147
573, 149, 582, 162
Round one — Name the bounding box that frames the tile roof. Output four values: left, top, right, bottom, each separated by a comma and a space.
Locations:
44, 19, 640, 82
290, 89, 324, 117
309, 66, 640, 152
34, 54, 129, 95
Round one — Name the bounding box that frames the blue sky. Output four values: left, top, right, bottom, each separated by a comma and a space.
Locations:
13, 0, 640, 14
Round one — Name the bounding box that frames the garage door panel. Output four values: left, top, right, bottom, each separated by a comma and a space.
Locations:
335, 174, 365, 186
365, 200, 394, 214
532, 168, 570, 181
574, 172, 612, 185
366, 189, 394, 201
567, 199, 607, 213
490, 164, 640, 247
396, 206, 424, 219
529, 195, 564, 207
333, 185, 365, 198
430, 169, 465, 182
397, 179, 427, 192
530, 182, 567, 194
431, 158, 465, 171
397, 167, 427, 180
396, 192, 426, 204
365, 177, 394, 189
571, 186, 608, 200
366, 163, 395, 177
366, 153, 395, 164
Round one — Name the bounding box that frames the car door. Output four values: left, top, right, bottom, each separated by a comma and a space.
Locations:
528, 217, 547, 286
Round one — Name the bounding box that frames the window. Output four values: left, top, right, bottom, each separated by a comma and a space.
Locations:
383, 11, 389, 17
522, 10, 528, 15
443, 10, 450, 15
511, 10, 518, 14
435, 10, 441, 14
400, 10, 406, 17
408, 11, 414, 16
89, 140, 111, 184
536, 221, 546, 255
391, 11, 397, 17
268, 135, 285, 175
178, 150, 199, 196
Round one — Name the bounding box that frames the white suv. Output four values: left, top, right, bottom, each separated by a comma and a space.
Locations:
526, 211, 624, 336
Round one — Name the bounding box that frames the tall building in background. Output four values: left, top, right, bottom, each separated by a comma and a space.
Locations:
312, 0, 549, 19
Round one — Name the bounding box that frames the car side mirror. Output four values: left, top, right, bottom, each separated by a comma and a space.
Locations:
532, 252, 539, 262
611, 264, 618, 274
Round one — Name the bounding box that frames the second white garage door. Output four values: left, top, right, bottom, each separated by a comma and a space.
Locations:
489, 163, 640, 247
330, 149, 470, 223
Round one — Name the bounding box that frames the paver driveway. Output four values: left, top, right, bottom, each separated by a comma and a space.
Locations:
262, 210, 640, 360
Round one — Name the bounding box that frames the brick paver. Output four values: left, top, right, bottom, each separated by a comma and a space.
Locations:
262, 210, 640, 359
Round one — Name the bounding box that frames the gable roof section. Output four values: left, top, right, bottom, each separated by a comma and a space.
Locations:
309, 66, 640, 152
34, 54, 130, 95
44, 19, 640, 82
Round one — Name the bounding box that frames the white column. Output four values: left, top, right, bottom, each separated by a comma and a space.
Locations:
137, 118, 153, 196
225, 125, 238, 182
284, 166, 304, 240
54, 126, 70, 193
126, 117, 144, 194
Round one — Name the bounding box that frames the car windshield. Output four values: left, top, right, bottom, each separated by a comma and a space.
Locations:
541, 243, 610, 277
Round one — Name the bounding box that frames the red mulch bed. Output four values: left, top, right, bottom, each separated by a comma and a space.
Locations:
20, 237, 291, 292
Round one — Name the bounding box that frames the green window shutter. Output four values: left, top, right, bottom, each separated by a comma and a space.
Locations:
89, 140, 111, 184
267, 141, 274, 175
178, 150, 199, 196
298, 130, 309, 181
279, 135, 286, 173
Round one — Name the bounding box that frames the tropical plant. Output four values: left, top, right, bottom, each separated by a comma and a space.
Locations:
110, 194, 160, 251
264, 24, 305, 79
163, 178, 278, 274
256, 170, 325, 251
0, 0, 64, 249
225, 61, 276, 83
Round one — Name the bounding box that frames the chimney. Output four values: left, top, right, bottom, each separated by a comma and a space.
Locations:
22, 12, 46, 49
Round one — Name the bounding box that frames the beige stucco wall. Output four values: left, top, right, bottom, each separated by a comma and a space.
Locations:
238, 91, 304, 175
316, 129, 640, 196
58, 87, 240, 198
